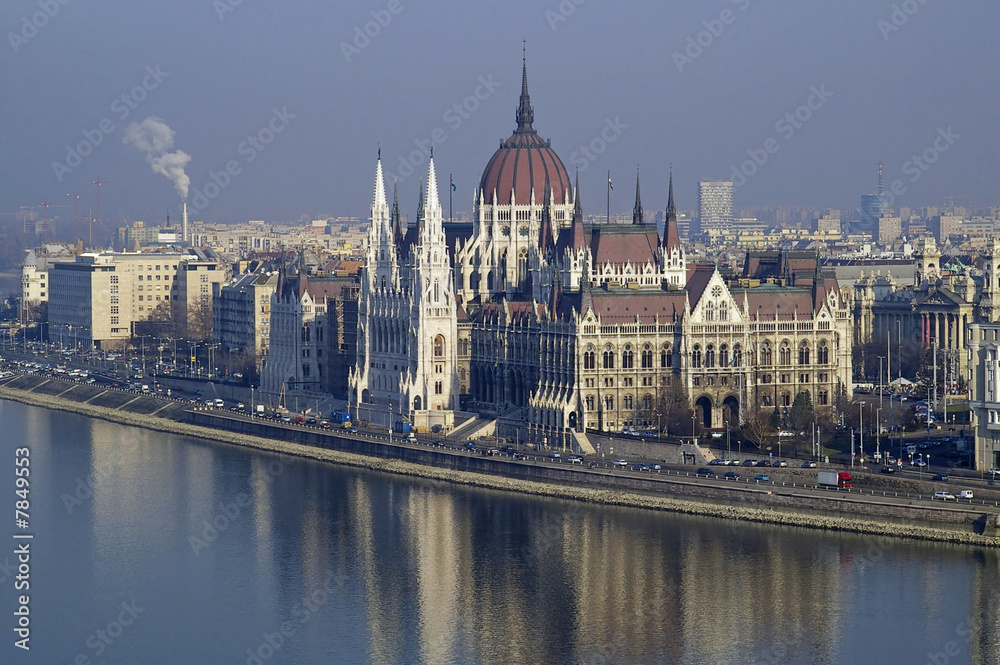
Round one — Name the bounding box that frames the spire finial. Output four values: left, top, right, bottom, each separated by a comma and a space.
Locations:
632, 165, 644, 225
516, 43, 534, 133
377, 144, 381, 160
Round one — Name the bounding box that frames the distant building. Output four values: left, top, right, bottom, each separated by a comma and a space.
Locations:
876, 215, 901, 247
212, 272, 278, 363
860, 193, 889, 231
815, 212, 841, 235
698, 181, 733, 236
47, 250, 226, 348
967, 321, 1000, 471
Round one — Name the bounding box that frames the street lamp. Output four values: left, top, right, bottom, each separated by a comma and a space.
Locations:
858, 401, 866, 465
726, 420, 731, 461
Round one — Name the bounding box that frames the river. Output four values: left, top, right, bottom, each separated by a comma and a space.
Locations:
0, 399, 997, 664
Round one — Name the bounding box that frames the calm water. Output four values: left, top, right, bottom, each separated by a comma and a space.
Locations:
0, 399, 998, 665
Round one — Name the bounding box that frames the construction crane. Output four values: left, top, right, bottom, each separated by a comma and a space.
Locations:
93, 177, 109, 225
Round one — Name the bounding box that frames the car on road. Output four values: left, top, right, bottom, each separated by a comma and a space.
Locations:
696, 468, 715, 477
632, 463, 648, 471
708, 459, 725, 466
611, 459, 629, 467
931, 473, 949, 482
431, 439, 445, 447
464, 442, 477, 451
912, 458, 927, 467
724, 471, 741, 480
774, 460, 788, 468
512, 452, 527, 460
933, 491, 956, 501
648, 463, 662, 471
501, 445, 517, 454
567, 455, 583, 464
801, 461, 818, 468
549, 452, 561, 459
958, 490, 974, 499
755, 460, 771, 467
742, 459, 756, 467
345, 427, 359, 434
754, 474, 770, 482
880, 466, 897, 474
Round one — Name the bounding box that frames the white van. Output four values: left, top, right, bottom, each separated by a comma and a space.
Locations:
958, 490, 974, 499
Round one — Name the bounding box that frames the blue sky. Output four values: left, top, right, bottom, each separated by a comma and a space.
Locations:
1, 0, 997, 224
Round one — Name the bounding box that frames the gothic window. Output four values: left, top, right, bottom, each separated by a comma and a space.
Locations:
704, 302, 715, 321
705, 345, 715, 368
780, 392, 791, 407
603, 346, 615, 369
434, 335, 445, 357
622, 346, 634, 369
817, 341, 829, 364
641, 344, 653, 368
584, 347, 595, 369
586, 395, 595, 410
692, 345, 702, 368
642, 395, 651, 410
623, 395, 633, 410
762, 394, 772, 407
719, 303, 729, 321
779, 341, 791, 365
434, 279, 440, 303
435, 381, 443, 395
518, 249, 528, 285
818, 390, 829, 406
719, 344, 729, 368
605, 395, 614, 411
662, 343, 671, 368
733, 344, 742, 367
761, 342, 772, 365
798, 341, 810, 365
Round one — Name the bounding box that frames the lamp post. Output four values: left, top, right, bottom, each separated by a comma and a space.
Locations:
859, 401, 866, 465
726, 420, 731, 461
691, 414, 696, 445
876, 406, 881, 463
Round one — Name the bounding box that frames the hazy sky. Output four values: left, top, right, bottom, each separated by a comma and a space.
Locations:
2, 0, 997, 225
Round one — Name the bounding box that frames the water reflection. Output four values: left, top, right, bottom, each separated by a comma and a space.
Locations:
5, 400, 1000, 665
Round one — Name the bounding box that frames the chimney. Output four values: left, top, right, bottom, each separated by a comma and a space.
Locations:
182, 201, 188, 244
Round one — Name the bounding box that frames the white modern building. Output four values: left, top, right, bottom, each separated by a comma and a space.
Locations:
698, 181, 733, 236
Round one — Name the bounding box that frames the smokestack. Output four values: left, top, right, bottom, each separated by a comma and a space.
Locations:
182, 201, 188, 244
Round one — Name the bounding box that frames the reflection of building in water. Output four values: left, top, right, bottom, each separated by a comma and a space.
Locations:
969, 550, 1000, 663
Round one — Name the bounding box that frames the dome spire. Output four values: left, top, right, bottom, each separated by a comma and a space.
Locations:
632, 165, 644, 225
515, 41, 534, 134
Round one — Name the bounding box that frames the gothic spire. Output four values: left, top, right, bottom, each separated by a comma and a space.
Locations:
539, 175, 554, 254
391, 179, 402, 240
416, 176, 425, 226
371, 153, 389, 220
662, 169, 680, 251
573, 169, 583, 222
632, 166, 644, 225
515, 43, 534, 134
570, 170, 586, 250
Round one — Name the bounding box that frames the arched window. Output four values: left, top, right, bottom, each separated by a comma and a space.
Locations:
761, 342, 772, 366
434, 335, 445, 357
719, 344, 729, 368
661, 343, 671, 368
641, 344, 653, 368
779, 342, 791, 365
817, 340, 829, 364
433, 279, 440, 303
733, 344, 742, 367
622, 346, 634, 369
603, 346, 615, 369
704, 302, 715, 321
762, 394, 773, 407
780, 392, 791, 407
605, 395, 614, 411
798, 341, 810, 365
692, 345, 702, 369
642, 394, 652, 410
623, 395, 634, 410
585, 395, 595, 410
705, 345, 715, 368
584, 346, 595, 369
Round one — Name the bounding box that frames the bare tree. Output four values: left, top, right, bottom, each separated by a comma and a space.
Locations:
741, 405, 774, 450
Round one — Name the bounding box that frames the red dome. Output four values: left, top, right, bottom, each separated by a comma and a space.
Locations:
478, 59, 571, 206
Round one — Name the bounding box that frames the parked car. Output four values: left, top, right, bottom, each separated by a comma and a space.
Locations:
801, 461, 818, 468
612, 459, 628, 467
933, 491, 956, 501
742, 459, 756, 467
648, 463, 662, 471
774, 460, 788, 468
567, 455, 583, 464
880, 466, 897, 474
696, 468, 716, 477
755, 460, 771, 467
708, 459, 725, 466
632, 463, 648, 471
754, 474, 770, 482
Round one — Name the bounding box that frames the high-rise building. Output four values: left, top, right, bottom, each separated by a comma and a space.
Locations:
698, 181, 733, 236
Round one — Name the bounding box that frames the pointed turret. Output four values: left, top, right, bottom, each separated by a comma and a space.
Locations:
391, 179, 402, 241
515, 46, 534, 134
632, 167, 644, 225
416, 176, 425, 227
570, 171, 586, 250
662, 170, 680, 251
371, 153, 389, 221
539, 176, 554, 254
425, 154, 443, 223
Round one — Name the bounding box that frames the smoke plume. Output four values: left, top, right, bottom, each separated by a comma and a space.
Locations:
124, 116, 191, 200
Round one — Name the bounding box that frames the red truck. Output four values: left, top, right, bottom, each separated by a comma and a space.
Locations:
818, 471, 853, 488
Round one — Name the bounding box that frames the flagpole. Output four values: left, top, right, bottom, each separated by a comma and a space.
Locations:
607, 170, 611, 224
449, 173, 453, 223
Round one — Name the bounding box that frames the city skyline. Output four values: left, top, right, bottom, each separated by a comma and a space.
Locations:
1, 2, 997, 225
